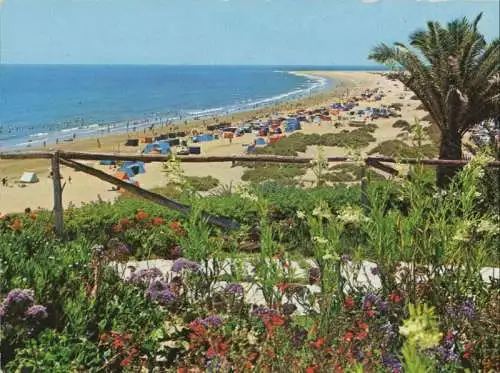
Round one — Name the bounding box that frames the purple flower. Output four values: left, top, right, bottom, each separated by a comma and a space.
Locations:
172, 258, 201, 273
435, 345, 459, 363
378, 300, 389, 314
362, 293, 379, 309
224, 283, 244, 295
460, 299, 475, 320
128, 268, 163, 284
2, 289, 34, 315
25, 305, 48, 320
291, 327, 308, 348
380, 322, 396, 339
146, 281, 177, 304
382, 354, 402, 372
200, 315, 223, 328
251, 306, 279, 317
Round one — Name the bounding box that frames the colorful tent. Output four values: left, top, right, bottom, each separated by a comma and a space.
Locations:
122, 161, 146, 175
115, 171, 130, 180
255, 137, 266, 145
143, 142, 171, 154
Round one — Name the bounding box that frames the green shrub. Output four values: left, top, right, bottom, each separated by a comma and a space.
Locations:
392, 119, 411, 131
185, 175, 220, 191
368, 139, 438, 158
241, 164, 306, 186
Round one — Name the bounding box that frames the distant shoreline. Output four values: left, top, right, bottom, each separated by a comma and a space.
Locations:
0, 66, 341, 152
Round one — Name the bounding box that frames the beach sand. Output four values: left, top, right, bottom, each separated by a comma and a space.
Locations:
0, 71, 429, 214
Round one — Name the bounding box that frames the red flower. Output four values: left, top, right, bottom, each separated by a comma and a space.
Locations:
355, 331, 368, 341
463, 351, 472, 360
135, 210, 149, 221
389, 293, 402, 303
306, 366, 317, 373
207, 338, 228, 359
357, 321, 369, 331
262, 314, 285, 337
112, 335, 124, 350
10, 219, 23, 231
311, 337, 325, 349
120, 355, 133, 367
277, 283, 289, 294
344, 296, 355, 310
119, 217, 131, 227
151, 216, 165, 226
366, 310, 375, 318
29, 213, 37, 220
170, 221, 182, 230
343, 331, 354, 342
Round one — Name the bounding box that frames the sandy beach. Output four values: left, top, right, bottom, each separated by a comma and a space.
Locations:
0, 71, 429, 214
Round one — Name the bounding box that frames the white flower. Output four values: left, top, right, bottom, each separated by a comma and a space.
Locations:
452, 220, 472, 242
296, 210, 306, 219
338, 205, 369, 224
312, 236, 328, 245
477, 219, 500, 235
312, 205, 332, 220
240, 192, 258, 202
247, 331, 258, 345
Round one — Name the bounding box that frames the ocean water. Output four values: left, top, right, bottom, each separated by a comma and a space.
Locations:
0, 65, 380, 150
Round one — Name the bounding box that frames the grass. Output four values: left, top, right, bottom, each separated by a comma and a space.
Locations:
368, 139, 438, 158
325, 163, 385, 182
185, 175, 220, 191
241, 164, 307, 186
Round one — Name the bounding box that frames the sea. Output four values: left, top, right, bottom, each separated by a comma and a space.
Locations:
0, 65, 384, 151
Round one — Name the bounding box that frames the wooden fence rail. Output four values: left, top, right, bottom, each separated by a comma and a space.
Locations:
1, 150, 499, 236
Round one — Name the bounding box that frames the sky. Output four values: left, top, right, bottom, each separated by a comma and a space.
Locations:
0, 0, 498, 65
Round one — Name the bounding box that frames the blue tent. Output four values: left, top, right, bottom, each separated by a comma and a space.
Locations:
143, 142, 171, 154
118, 166, 136, 178
122, 161, 146, 175
100, 160, 116, 165
192, 134, 216, 143
255, 137, 266, 145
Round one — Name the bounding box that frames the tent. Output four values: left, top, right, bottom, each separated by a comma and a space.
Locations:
115, 171, 130, 180
192, 134, 216, 143
100, 160, 116, 166
188, 146, 201, 154
124, 139, 139, 146
143, 142, 171, 154
255, 137, 266, 145
19, 172, 39, 183
118, 167, 136, 178
121, 161, 146, 175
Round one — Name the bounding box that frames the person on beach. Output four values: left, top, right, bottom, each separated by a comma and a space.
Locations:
2, 177, 7, 187
68, 176, 72, 184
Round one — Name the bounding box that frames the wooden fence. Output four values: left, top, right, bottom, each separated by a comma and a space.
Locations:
1, 150, 499, 235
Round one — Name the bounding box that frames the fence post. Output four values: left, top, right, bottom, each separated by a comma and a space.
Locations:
360, 160, 369, 207
51, 151, 64, 236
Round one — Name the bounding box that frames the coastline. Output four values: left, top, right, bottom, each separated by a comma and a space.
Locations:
0, 70, 417, 214
0, 71, 362, 177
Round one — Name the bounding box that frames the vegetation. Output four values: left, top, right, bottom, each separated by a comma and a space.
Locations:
325, 163, 385, 183
185, 175, 220, 191
368, 139, 438, 158
241, 164, 306, 186
370, 13, 500, 187
1, 154, 499, 372
392, 120, 412, 131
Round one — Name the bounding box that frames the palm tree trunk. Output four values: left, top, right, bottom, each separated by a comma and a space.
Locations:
437, 128, 463, 188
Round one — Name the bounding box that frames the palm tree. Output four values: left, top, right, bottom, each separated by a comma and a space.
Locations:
369, 13, 499, 187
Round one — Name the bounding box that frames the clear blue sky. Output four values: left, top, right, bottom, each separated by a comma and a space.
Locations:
1, 0, 498, 65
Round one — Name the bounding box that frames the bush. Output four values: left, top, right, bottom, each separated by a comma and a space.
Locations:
392, 119, 411, 131
368, 139, 438, 158
241, 164, 306, 186
185, 175, 220, 191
